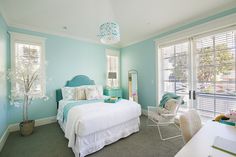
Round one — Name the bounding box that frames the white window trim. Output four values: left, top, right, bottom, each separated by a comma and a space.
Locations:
155, 13, 236, 106
106, 49, 120, 88
9, 32, 47, 97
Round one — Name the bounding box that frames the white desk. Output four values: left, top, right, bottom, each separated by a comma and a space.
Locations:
175, 121, 236, 157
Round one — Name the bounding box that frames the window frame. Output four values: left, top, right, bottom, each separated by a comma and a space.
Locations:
159, 40, 191, 109
192, 30, 236, 117
155, 12, 236, 103
106, 49, 120, 88
10, 32, 46, 98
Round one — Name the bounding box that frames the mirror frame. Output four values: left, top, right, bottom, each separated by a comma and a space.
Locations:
128, 69, 138, 103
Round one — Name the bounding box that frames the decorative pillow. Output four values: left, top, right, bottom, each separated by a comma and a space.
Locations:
164, 99, 178, 113
75, 87, 86, 100
157, 107, 171, 115
81, 85, 103, 96
61, 87, 76, 100
85, 87, 103, 100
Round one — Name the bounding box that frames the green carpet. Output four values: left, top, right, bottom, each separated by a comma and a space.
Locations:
0, 116, 184, 157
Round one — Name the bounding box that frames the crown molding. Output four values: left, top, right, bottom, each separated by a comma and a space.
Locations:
0, 6, 100, 45
7, 22, 122, 48
0, 8, 122, 48
7, 22, 102, 44
0, 4, 10, 27
154, 14, 236, 47
121, 6, 236, 48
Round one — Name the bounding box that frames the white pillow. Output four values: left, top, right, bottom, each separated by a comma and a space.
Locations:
85, 86, 103, 100
62, 87, 76, 100
75, 87, 86, 100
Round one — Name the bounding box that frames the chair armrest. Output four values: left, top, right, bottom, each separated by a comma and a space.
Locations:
160, 113, 176, 118
148, 106, 158, 112
147, 106, 158, 118
147, 106, 158, 110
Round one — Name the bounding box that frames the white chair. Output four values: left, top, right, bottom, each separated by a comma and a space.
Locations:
147, 97, 183, 141
179, 109, 202, 143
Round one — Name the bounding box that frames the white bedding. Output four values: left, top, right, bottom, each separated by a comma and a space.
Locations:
57, 99, 141, 148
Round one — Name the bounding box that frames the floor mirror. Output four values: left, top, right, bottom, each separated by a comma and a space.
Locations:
128, 70, 138, 103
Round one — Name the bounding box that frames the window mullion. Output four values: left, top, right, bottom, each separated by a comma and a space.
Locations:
213, 36, 216, 117
189, 37, 194, 109
174, 46, 177, 94
234, 32, 236, 94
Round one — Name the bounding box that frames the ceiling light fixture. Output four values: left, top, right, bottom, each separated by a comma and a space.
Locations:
99, 22, 120, 45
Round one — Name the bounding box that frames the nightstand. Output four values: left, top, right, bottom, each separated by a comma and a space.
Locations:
104, 88, 122, 98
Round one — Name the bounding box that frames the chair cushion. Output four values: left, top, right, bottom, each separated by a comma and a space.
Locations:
157, 107, 171, 115
179, 109, 202, 143
159, 93, 180, 108
164, 99, 178, 113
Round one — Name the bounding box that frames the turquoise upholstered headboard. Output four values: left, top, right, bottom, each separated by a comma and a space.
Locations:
56, 75, 95, 104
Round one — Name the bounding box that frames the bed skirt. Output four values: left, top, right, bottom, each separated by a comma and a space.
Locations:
59, 118, 140, 157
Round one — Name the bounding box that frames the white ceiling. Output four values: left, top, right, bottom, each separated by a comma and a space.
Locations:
0, 0, 236, 47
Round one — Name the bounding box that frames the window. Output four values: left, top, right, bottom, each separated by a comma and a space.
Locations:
158, 28, 236, 118
159, 41, 190, 109
106, 49, 120, 88
10, 32, 46, 98
194, 30, 236, 118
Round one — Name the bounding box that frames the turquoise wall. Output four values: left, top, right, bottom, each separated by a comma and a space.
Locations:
121, 39, 156, 107
0, 16, 9, 137
121, 7, 236, 110
7, 27, 118, 124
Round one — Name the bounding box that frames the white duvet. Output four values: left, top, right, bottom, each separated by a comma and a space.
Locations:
64, 99, 141, 148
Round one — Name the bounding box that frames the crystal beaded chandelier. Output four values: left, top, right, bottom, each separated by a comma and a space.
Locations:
99, 22, 120, 44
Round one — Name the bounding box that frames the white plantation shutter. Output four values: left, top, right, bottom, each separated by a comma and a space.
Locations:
10, 32, 46, 98
106, 49, 120, 87
194, 30, 236, 117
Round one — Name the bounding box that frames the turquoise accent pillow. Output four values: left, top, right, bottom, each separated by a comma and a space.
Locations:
159, 92, 180, 108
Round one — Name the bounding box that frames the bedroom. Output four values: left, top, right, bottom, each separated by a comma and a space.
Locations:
0, 0, 236, 157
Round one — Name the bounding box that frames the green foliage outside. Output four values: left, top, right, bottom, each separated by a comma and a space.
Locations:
197, 44, 234, 82
168, 43, 234, 94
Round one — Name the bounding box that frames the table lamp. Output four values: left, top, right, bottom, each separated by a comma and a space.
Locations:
108, 72, 117, 88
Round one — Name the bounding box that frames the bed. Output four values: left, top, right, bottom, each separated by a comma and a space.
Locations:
56, 75, 141, 157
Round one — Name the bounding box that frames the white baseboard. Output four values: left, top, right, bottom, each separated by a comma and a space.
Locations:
8, 116, 57, 132
35, 116, 57, 127
0, 116, 57, 152
0, 126, 10, 152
